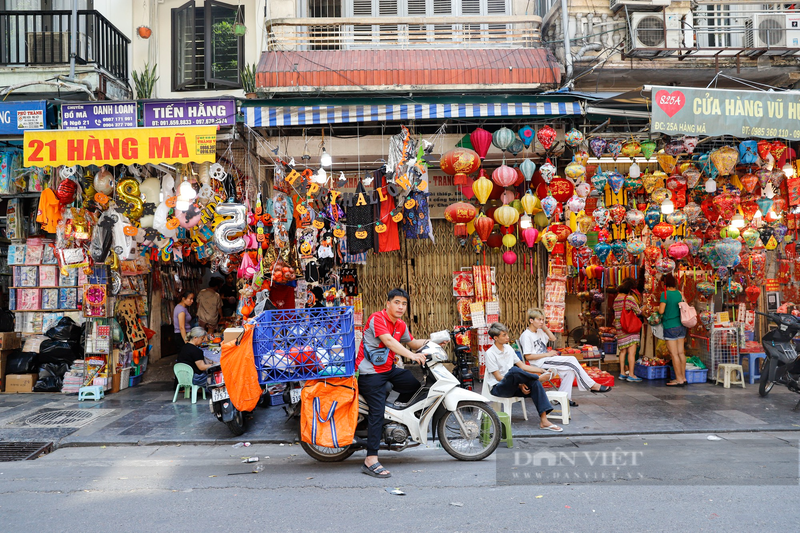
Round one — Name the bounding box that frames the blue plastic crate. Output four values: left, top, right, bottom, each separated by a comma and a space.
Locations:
253, 306, 356, 383
671, 368, 708, 383
634, 363, 669, 380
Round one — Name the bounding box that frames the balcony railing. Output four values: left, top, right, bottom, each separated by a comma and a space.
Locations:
0, 10, 130, 80
265, 16, 542, 51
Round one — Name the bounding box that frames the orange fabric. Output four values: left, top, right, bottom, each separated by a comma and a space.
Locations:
300, 377, 358, 448
220, 324, 262, 412
36, 188, 62, 233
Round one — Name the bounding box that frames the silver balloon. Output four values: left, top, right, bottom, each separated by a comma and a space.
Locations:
213, 203, 247, 254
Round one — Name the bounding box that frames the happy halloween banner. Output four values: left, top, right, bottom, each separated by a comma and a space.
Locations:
23, 126, 218, 167
651, 86, 800, 141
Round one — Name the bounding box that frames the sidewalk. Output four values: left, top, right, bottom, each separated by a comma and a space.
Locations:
1, 356, 799, 447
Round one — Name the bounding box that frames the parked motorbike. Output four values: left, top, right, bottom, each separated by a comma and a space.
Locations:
300, 339, 501, 462
756, 311, 800, 410
451, 326, 475, 391
207, 363, 248, 436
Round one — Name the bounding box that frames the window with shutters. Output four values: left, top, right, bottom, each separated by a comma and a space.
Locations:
308, 0, 343, 49
340, 0, 510, 48
171, 0, 244, 91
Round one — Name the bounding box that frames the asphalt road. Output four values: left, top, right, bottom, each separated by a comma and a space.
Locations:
1, 432, 798, 531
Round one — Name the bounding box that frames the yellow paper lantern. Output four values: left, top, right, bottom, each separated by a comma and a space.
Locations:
520, 193, 536, 215
472, 176, 493, 205
494, 204, 520, 227
502, 234, 517, 248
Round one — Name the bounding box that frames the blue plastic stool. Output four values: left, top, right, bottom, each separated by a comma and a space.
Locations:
79, 386, 105, 401
740, 352, 765, 385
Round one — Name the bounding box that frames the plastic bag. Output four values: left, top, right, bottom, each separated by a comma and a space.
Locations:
6, 351, 38, 374
687, 356, 706, 369
38, 339, 79, 365
34, 363, 69, 392
45, 316, 81, 342
89, 211, 114, 262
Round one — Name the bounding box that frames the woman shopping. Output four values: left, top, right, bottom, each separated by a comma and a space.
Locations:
173, 290, 195, 355
613, 278, 643, 383
659, 274, 687, 386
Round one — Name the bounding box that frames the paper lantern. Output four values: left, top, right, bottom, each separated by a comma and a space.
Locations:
684, 136, 699, 154
668, 241, 689, 260
472, 176, 493, 205
657, 153, 677, 174
518, 126, 535, 148
549, 177, 575, 203
539, 159, 557, 183
644, 245, 662, 265
492, 165, 517, 188
541, 195, 558, 218
537, 125, 556, 151
653, 221, 674, 240
684, 202, 701, 222
500, 189, 516, 205
640, 139, 656, 160
593, 206, 609, 226
683, 167, 702, 189
487, 230, 503, 249
591, 171, 608, 194
522, 228, 539, 248
567, 231, 587, 248
502, 250, 517, 264
440, 148, 481, 186
540, 231, 558, 252
609, 204, 626, 225
597, 228, 611, 243
565, 159, 586, 181
510, 199, 523, 214
666, 210, 687, 227
474, 214, 494, 242
508, 139, 524, 156
575, 182, 591, 198
589, 138, 607, 158
626, 209, 644, 227
655, 257, 676, 274
746, 285, 761, 305
502, 234, 517, 248
445, 202, 477, 237
607, 171, 624, 193
566, 195, 586, 214
470, 128, 492, 159
520, 192, 537, 215
520, 159, 536, 182
684, 235, 703, 256
594, 242, 611, 263
607, 139, 622, 160
565, 128, 584, 148
715, 238, 742, 268
627, 240, 646, 255
494, 204, 519, 227
710, 146, 739, 176
492, 128, 516, 152
621, 140, 641, 159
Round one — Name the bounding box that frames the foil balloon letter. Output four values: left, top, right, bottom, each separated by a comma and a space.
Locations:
214, 203, 247, 254
116, 178, 144, 220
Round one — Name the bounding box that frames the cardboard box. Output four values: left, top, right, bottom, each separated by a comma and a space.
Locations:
223, 328, 244, 345
0, 332, 22, 351
5, 373, 37, 393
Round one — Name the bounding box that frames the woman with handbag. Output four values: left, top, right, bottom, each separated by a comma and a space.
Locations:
613, 278, 643, 382
659, 273, 688, 386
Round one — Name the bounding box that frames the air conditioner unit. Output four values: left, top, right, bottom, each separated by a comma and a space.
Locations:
744, 13, 800, 48
610, 0, 671, 14
25, 32, 89, 64
629, 12, 683, 49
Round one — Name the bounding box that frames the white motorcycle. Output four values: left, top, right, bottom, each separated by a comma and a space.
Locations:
301, 338, 502, 462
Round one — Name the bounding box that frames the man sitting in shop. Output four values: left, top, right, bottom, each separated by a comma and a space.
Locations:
484, 322, 562, 432
197, 277, 224, 332
176, 327, 215, 392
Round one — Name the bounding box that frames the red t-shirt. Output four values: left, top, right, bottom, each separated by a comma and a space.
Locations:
356, 310, 413, 374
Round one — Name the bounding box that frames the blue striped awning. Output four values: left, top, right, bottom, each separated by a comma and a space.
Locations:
244, 101, 582, 127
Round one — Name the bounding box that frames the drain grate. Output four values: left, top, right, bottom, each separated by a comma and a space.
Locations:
5, 409, 114, 429
0, 442, 53, 462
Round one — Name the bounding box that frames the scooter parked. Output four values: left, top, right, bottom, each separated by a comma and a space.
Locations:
756, 311, 800, 410
300, 338, 501, 462
207, 363, 249, 436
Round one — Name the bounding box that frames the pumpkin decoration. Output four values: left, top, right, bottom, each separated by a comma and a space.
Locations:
440, 148, 481, 186
355, 228, 369, 240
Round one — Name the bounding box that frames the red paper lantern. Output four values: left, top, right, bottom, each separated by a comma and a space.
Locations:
513, 167, 525, 187
746, 285, 761, 305
470, 128, 493, 159
549, 177, 575, 203
487, 230, 503, 249
492, 165, 517, 188
445, 202, 477, 238
549, 223, 572, 242
474, 215, 494, 243
653, 221, 674, 240
440, 148, 481, 186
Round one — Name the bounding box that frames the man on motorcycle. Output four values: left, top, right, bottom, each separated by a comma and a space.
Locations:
357, 288, 438, 479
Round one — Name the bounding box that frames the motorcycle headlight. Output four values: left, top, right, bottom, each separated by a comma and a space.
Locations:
420, 342, 448, 363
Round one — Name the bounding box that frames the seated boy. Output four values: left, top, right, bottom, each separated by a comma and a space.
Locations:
484, 322, 562, 432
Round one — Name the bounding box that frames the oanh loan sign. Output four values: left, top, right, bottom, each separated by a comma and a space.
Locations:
651, 86, 800, 140
24, 126, 217, 167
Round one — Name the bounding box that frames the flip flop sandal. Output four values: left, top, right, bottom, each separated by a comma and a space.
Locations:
591, 385, 613, 392
362, 462, 392, 478
569, 400, 579, 407
540, 424, 563, 432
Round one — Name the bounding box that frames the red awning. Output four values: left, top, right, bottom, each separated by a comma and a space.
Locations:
256, 49, 561, 92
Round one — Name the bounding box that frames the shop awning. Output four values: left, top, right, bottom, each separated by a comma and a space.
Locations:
244, 100, 582, 127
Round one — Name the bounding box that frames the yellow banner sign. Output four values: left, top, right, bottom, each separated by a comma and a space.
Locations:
23, 126, 217, 167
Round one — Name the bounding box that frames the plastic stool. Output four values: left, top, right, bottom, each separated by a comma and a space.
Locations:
79, 385, 104, 401
715, 364, 745, 389
496, 411, 513, 448
545, 391, 571, 425
740, 352, 765, 385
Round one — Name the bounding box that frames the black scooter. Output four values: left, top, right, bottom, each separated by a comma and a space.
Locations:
756, 311, 800, 410
207, 363, 248, 435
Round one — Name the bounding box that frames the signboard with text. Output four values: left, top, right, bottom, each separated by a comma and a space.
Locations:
651, 86, 800, 140
143, 99, 236, 127
61, 101, 137, 130
0, 100, 47, 134
23, 126, 217, 167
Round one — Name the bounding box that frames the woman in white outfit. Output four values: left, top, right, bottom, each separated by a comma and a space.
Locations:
518, 308, 611, 407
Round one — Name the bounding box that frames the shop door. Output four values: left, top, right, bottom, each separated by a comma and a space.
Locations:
356, 220, 542, 339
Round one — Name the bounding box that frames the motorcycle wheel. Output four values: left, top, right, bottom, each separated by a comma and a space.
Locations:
437, 401, 500, 461
759, 356, 776, 398
226, 409, 246, 436
300, 441, 356, 462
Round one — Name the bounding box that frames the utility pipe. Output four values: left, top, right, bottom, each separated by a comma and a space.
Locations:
560, 0, 573, 80
69, 0, 77, 80
574, 43, 602, 61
